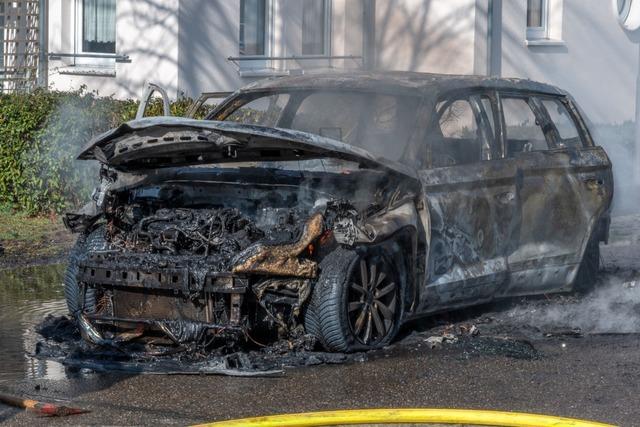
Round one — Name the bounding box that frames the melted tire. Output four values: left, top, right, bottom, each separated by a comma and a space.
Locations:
574, 233, 600, 293
302, 301, 323, 343
308, 247, 401, 352
63, 226, 107, 316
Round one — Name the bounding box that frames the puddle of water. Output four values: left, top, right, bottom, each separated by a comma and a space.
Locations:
0, 264, 69, 384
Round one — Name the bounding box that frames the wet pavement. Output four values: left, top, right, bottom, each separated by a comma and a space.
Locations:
0, 217, 639, 425
0, 265, 68, 385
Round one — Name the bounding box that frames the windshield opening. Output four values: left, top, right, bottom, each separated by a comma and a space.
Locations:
213, 90, 421, 163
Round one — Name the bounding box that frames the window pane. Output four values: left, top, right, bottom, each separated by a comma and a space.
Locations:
291, 92, 364, 143
0, 3, 4, 69
240, 0, 266, 56
541, 98, 583, 148
503, 97, 549, 156
225, 94, 290, 127
82, 0, 116, 54
438, 100, 477, 139
430, 99, 483, 167
302, 0, 326, 55
527, 0, 543, 28
222, 91, 420, 163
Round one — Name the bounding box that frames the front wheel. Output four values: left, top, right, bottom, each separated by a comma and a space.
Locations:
306, 247, 402, 352
64, 226, 109, 317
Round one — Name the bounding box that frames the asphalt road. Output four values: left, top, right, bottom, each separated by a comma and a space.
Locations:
1, 218, 639, 426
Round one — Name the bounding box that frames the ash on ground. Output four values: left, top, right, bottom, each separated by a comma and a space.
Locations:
33, 315, 363, 377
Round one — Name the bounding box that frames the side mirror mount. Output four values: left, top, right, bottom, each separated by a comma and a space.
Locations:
136, 82, 171, 119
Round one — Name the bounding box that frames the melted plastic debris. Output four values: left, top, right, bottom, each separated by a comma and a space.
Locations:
453, 336, 540, 360
34, 315, 365, 377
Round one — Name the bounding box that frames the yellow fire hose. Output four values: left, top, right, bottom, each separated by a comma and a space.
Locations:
195, 408, 616, 427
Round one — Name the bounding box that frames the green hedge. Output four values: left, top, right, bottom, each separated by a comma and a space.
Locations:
0, 88, 196, 215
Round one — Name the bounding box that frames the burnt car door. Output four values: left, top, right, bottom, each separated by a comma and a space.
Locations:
418, 91, 520, 311
499, 92, 612, 295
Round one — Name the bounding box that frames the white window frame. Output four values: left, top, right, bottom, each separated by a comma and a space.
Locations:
239, 0, 275, 73
526, 0, 549, 40
300, 0, 332, 57
73, 0, 116, 68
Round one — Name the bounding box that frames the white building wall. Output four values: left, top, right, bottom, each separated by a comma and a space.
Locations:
177, 0, 242, 97
500, 0, 638, 125
374, 0, 479, 75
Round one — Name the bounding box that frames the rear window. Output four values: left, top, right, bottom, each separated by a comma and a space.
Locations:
539, 98, 583, 149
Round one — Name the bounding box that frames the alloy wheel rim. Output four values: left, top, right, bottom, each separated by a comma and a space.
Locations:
347, 256, 398, 345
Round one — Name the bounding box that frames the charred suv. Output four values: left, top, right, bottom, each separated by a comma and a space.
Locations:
64, 72, 613, 352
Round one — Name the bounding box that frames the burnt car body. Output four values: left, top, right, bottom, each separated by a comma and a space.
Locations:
64, 72, 613, 352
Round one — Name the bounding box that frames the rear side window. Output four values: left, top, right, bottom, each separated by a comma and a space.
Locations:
502, 97, 549, 156
428, 95, 495, 167
539, 98, 583, 149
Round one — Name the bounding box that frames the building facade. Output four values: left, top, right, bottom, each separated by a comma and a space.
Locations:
44, 0, 640, 211
45, 0, 639, 126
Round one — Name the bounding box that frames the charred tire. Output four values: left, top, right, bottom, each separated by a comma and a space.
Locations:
63, 226, 108, 316
308, 247, 402, 352
573, 232, 601, 293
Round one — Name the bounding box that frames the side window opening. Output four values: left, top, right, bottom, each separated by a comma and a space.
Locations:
428, 95, 494, 167
502, 96, 550, 157
538, 98, 584, 149
475, 95, 498, 160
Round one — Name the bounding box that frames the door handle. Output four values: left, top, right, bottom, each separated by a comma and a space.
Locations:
582, 177, 604, 186
582, 176, 604, 191
495, 191, 515, 204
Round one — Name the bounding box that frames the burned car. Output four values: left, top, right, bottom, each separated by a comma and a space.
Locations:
63, 72, 613, 352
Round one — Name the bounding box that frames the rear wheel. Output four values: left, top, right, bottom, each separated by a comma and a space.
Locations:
307, 247, 402, 352
574, 233, 600, 293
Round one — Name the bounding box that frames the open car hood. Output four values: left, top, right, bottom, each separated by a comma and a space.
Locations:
78, 117, 417, 179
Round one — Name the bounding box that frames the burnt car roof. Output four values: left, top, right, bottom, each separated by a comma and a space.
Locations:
236, 71, 568, 98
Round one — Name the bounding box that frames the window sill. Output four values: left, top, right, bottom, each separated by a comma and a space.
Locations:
525, 38, 566, 47
57, 66, 116, 77
238, 69, 290, 78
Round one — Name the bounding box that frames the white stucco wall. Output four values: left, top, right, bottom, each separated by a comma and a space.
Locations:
501, 0, 637, 125
177, 0, 365, 97
374, 0, 479, 75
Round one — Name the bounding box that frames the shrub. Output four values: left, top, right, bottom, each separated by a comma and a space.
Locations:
0, 88, 198, 215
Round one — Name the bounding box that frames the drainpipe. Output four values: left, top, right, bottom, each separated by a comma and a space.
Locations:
37, 0, 47, 88
362, 0, 375, 70
636, 45, 640, 186
488, 0, 502, 77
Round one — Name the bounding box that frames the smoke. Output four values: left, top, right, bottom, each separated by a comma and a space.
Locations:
592, 122, 640, 214
505, 274, 640, 334
32, 92, 109, 212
